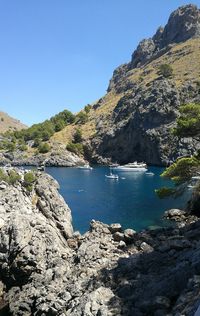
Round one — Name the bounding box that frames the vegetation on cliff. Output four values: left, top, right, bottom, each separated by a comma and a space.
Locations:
156, 103, 200, 198
0, 168, 36, 192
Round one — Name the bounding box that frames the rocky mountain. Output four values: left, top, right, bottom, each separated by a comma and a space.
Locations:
52, 4, 200, 166
0, 111, 27, 133
1, 167, 200, 315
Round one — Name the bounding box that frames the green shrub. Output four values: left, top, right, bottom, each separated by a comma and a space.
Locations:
24, 171, 36, 192
24, 172, 36, 184
75, 111, 88, 124
158, 64, 173, 78
18, 144, 27, 151
8, 170, 21, 184
55, 121, 65, 132
73, 129, 82, 143
161, 157, 200, 184
13, 109, 75, 143
173, 103, 200, 138
84, 104, 92, 114
0, 169, 21, 185
38, 143, 51, 154
0, 169, 8, 182
0, 140, 16, 152
66, 142, 83, 155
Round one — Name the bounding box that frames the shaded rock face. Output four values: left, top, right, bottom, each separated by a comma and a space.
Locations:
92, 80, 200, 165
1, 170, 200, 314
131, 4, 200, 68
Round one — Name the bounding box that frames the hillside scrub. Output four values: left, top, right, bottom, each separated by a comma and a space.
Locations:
13, 109, 75, 143
73, 129, 82, 143
38, 143, 51, 154
66, 142, 84, 155
158, 64, 173, 78
24, 171, 37, 192
0, 169, 21, 185
173, 103, 200, 138
75, 111, 88, 124
156, 103, 200, 198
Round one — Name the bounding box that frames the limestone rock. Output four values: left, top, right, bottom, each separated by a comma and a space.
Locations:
131, 4, 200, 68
165, 208, 186, 220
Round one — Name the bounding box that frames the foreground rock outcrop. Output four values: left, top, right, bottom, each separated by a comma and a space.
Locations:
0, 168, 200, 315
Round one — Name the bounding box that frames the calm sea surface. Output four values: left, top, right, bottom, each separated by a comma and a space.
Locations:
46, 166, 189, 234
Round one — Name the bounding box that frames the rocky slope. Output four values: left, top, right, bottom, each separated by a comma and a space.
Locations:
0, 167, 200, 315
52, 4, 200, 166
0, 112, 27, 133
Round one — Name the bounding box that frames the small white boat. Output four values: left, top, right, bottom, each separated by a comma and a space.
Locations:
111, 161, 147, 172
78, 164, 93, 170
105, 173, 119, 179
146, 172, 154, 176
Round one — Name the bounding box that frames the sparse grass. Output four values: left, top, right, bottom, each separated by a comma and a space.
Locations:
128, 38, 200, 87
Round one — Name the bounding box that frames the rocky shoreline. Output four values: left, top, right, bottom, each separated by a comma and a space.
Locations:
0, 150, 86, 168
0, 167, 200, 315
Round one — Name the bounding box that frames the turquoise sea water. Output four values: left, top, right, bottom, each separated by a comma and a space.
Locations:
46, 166, 190, 234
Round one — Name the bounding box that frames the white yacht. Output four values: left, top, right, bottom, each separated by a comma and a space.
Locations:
78, 164, 93, 170
111, 161, 147, 172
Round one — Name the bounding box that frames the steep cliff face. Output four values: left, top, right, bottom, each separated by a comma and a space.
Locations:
87, 4, 200, 165
1, 168, 200, 315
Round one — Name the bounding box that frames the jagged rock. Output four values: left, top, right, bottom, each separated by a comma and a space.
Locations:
131, 4, 200, 68
131, 38, 156, 68
124, 228, 136, 243
113, 231, 125, 242
165, 208, 186, 219
109, 223, 122, 233
140, 241, 154, 252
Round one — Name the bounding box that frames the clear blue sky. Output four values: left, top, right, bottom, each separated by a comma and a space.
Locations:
0, 0, 199, 126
